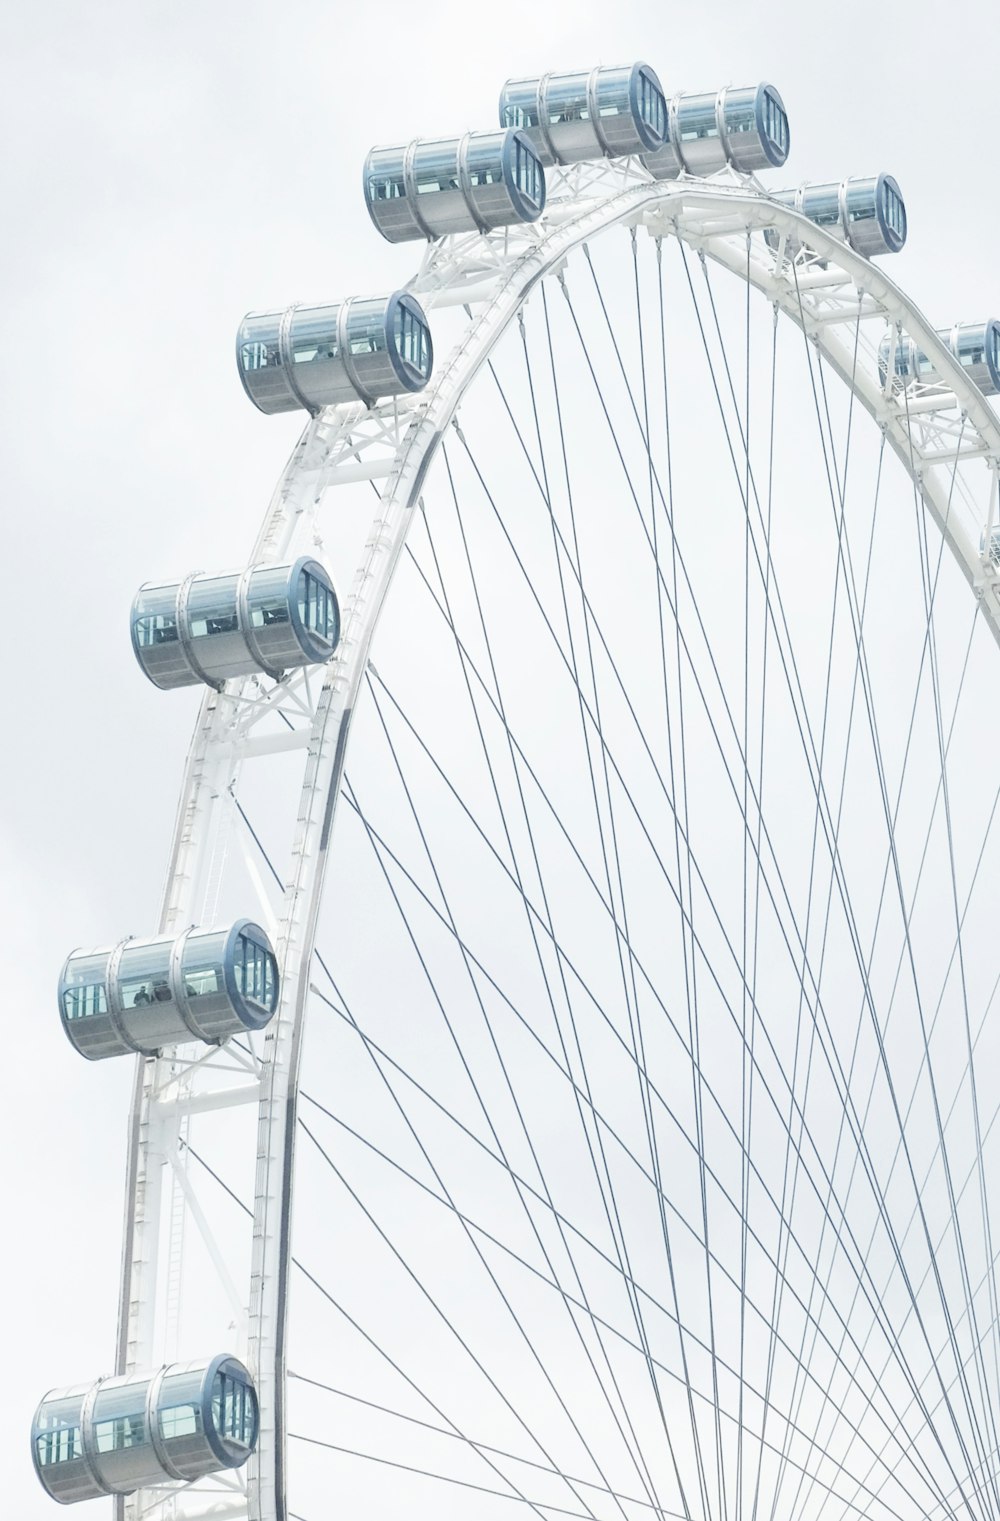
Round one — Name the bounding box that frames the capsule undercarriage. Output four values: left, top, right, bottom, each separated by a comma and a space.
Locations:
32, 1357, 257, 1503
59, 920, 278, 1060
132, 557, 338, 690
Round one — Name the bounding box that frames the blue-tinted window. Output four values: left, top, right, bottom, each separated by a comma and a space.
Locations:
502, 101, 538, 129
881, 181, 905, 239
639, 73, 665, 139
185, 966, 220, 997
349, 327, 386, 357
190, 611, 238, 638
135, 613, 178, 648
160, 1404, 201, 1440
235, 934, 277, 1010
251, 598, 289, 629
94, 1415, 145, 1454
805, 188, 842, 227
212, 1372, 257, 1447
298, 570, 335, 644
63, 984, 107, 1020
514, 140, 542, 207
763, 92, 788, 154
121, 976, 171, 1008
368, 174, 403, 201
241, 339, 280, 371
393, 306, 429, 375
549, 100, 584, 125
36, 1428, 82, 1466
679, 99, 719, 142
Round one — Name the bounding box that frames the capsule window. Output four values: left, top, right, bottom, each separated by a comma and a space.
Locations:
369, 173, 404, 201
184, 965, 221, 998
291, 312, 339, 368
393, 305, 428, 372
549, 98, 586, 124
764, 91, 788, 153
808, 191, 842, 228
298, 569, 335, 644
727, 102, 756, 136
36, 1427, 82, 1466
235, 933, 276, 1010
120, 978, 171, 1011
992, 326, 1000, 376
414, 146, 459, 195
63, 982, 107, 1020
250, 596, 290, 629
35, 1405, 84, 1467
94, 1414, 145, 1454
159, 1404, 201, 1440
639, 73, 665, 139
135, 612, 178, 648
882, 180, 905, 239
502, 102, 538, 129
190, 611, 238, 638
680, 100, 720, 143
514, 139, 543, 208
212, 1371, 256, 1447
240, 338, 280, 371
349, 328, 385, 357
120, 977, 171, 1008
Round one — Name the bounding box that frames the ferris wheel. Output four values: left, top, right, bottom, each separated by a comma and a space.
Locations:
29, 60, 1000, 1521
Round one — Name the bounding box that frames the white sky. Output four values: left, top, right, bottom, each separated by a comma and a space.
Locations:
3, 0, 999, 1514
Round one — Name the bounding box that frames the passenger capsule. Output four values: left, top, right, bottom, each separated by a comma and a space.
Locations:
32, 1355, 257, 1504
59, 920, 278, 1060
364, 130, 545, 243
769, 175, 907, 257
642, 83, 790, 179
237, 292, 432, 414
877, 321, 1000, 396
499, 63, 667, 166
131, 556, 339, 691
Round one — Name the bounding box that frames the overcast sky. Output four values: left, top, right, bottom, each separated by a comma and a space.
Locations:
3, 0, 1000, 1515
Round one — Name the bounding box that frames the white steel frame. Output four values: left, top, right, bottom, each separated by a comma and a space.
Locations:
112, 160, 1000, 1521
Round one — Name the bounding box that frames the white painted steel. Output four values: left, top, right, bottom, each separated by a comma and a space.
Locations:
113, 160, 1000, 1521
